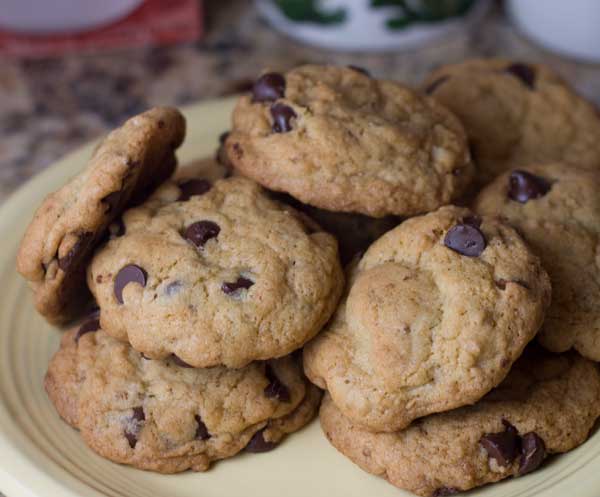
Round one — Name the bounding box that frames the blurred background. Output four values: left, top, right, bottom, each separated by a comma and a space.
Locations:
1, 0, 600, 203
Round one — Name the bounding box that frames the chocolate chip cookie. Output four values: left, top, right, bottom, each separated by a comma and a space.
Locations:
320, 347, 600, 496
45, 324, 322, 473
17, 107, 185, 324
88, 176, 344, 368
423, 59, 600, 186
226, 65, 474, 218
473, 162, 600, 360
304, 205, 551, 432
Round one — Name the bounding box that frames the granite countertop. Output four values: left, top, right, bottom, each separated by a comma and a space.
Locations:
1, 0, 600, 205
1, 2, 600, 495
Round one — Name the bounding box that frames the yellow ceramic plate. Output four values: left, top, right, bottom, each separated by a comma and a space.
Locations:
1, 98, 599, 497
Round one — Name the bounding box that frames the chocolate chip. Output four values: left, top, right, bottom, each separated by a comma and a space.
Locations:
58, 232, 93, 272
433, 488, 460, 497
505, 63, 536, 89
348, 65, 370, 76
271, 103, 296, 133
264, 364, 291, 402
114, 264, 147, 304
194, 414, 211, 440
495, 279, 507, 290
124, 406, 145, 448
518, 432, 546, 475
461, 215, 482, 228
245, 429, 277, 453
222, 277, 254, 295
184, 221, 220, 248
444, 223, 486, 257
508, 170, 551, 203
108, 219, 125, 238
218, 131, 230, 145
252, 72, 286, 102
171, 354, 193, 368
425, 75, 450, 94
75, 316, 100, 343
232, 142, 243, 159
101, 191, 122, 214
480, 420, 520, 467
178, 179, 212, 201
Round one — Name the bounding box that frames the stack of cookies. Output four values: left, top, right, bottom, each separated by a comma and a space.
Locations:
223, 63, 600, 495
16, 60, 600, 495
18, 106, 344, 471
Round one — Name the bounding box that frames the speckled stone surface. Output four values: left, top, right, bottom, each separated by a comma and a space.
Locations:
1, 0, 600, 205
1, 2, 600, 495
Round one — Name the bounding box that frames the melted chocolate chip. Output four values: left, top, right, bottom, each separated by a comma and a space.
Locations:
252, 72, 286, 102
221, 277, 254, 295
114, 264, 147, 304
245, 429, 277, 453
58, 232, 93, 272
508, 170, 551, 203
171, 354, 193, 368
264, 364, 291, 402
75, 315, 100, 343
495, 279, 507, 290
505, 63, 536, 89
195, 414, 211, 440
444, 223, 487, 257
271, 103, 296, 133
425, 75, 450, 94
348, 65, 370, 76
178, 179, 212, 201
184, 221, 220, 248
461, 215, 482, 228
518, 432, 546, 475
124, 406, 145, 448
102, 191, 122, 214
480, 420, 520, 467
433, 488, 460, 497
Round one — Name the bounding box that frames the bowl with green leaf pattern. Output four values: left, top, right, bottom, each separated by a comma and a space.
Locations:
257, 0, 491, 51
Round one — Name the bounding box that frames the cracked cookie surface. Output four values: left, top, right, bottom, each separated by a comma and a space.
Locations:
474, 163, 600, 360
88, 176, 344, 368
320, 348, 600, 496
423, 59, 600, 186
45, 326, 321, 473
226, 65, 474, 218
17, 107, 185, 324
304, 206, 551, 432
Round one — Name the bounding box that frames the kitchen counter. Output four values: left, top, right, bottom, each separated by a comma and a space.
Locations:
1, 0, 600, 203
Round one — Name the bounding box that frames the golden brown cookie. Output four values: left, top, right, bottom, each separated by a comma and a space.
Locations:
304, 206, 551, 432
45, 324, 322, 473
226, 65, 474, 218
473, 162, 600, 360
320, 348, 600, 496
17, 107, 185, 324
423, 59, 600, 186
88, 176, 344, 368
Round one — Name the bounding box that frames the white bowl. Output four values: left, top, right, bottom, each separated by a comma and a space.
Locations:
257, 0, 491, 52
0, 0, 144, 35
508, 0, 600, 62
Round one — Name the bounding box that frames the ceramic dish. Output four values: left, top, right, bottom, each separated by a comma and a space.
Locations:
1, 98, 599, 497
